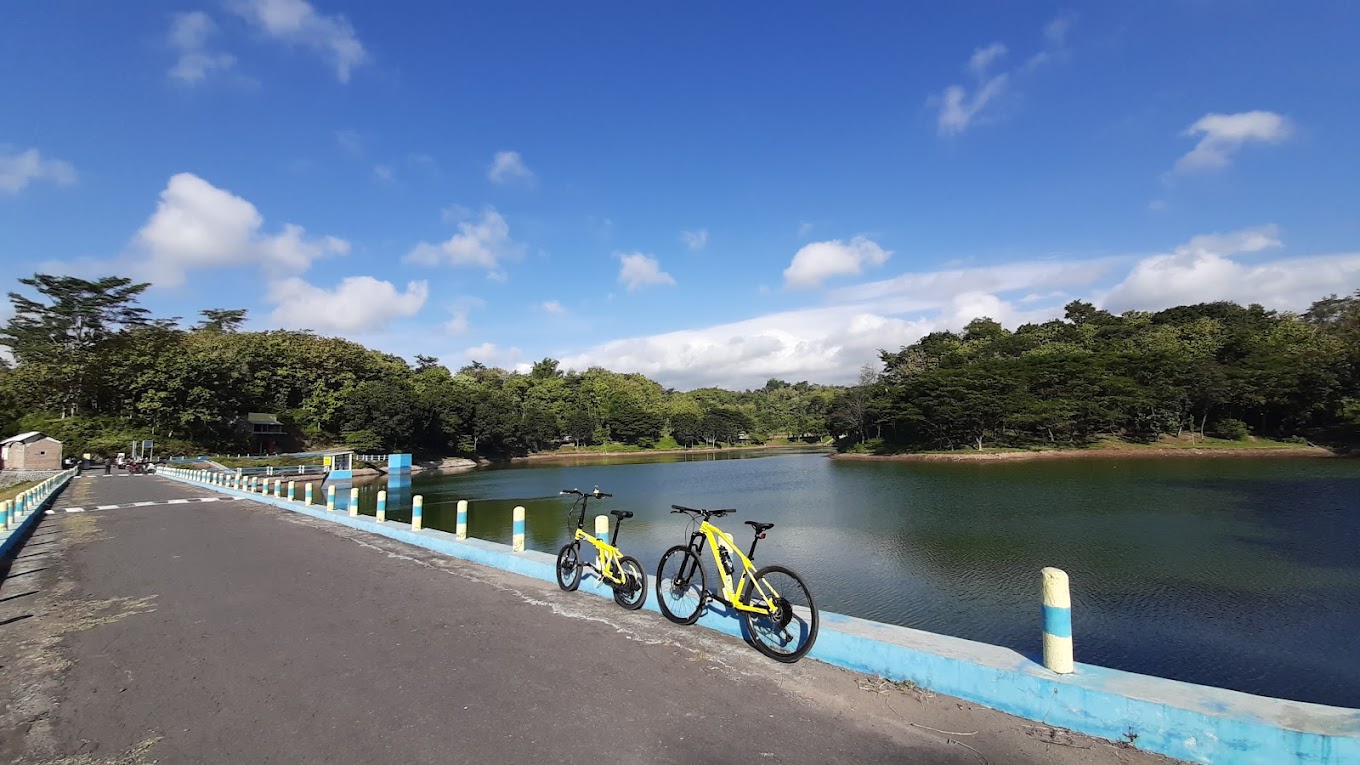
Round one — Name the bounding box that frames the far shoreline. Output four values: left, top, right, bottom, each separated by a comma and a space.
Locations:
507, 443, 833, 463
829, 444, 1340, 463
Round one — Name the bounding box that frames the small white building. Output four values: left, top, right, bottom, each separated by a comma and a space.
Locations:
0, 432, 63, 471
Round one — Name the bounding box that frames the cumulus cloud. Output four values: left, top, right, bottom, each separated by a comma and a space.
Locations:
268, 276, 427, 332
934, 16, 1070, 136
134, 172, 347, 286
487, 150, 534, 185
229, 0, 367, 82
443, 296, 485, 334
784, 236, 891, 289
1101, 225, 1359, 312
618, 253, 676, 291
0, 146, 76, 193
541, 300, 566, 314
462, 342, 526, 370
1173, 111, 1291, 173
681, 228, 708, 251
404, 207, 524, 280
167, 11, 236, 84
557, 225, 1355, 389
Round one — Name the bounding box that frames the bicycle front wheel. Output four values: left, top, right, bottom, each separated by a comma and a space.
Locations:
742, 564, 819, 663
612, 555, 648, 610
555, 542, 582, 591
655, 545, 706, 624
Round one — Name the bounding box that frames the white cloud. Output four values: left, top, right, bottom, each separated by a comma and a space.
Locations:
229, 0, 367, 83
784, 236, 891, 289
487, 150, 535, 185
134, 172, 346, 286
1101, 225, 1359, 312
268, 276, 427, 332
968, 43, 1007, 77
541, 300, 566, 314
462, 342, 525, 370
373, 164, 395, 182
680, 228, 709, 251
443, 296, 485, 334
0, 147, 76, 193
404, 207, 524, 279
167, 11, 236, 84
1174, 111, 1291, 173
934, 17, 1070, 136
618, 253, 676, 291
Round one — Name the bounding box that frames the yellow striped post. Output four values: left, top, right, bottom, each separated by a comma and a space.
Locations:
305, 483, 314, 505
412, 495, 423, 531
512, 506, 526, 552
287, 480, 296, 501
326, 485, 336, 512
1042, 567, 1075, 674
2, 499, 10, 531
594, 514, 610, 544
349, 487, 359, 517
275, 479, 284, 497
455, 499, 467, 540
376, 490, 387, 523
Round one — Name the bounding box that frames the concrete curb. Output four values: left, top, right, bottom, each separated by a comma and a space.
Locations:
160, 471, 1360, 765
1, 471, 75, 561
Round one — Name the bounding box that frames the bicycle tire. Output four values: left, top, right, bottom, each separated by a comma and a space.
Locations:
742, 564, 819, 663
655, 545, 706, 624
555, 542, 582, 592
612, 555, 648, 610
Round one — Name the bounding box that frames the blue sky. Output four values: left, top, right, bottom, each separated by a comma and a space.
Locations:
3, 1, 1358, 388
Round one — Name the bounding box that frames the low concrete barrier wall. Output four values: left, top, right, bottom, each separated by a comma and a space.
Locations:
1, 467, 77, 560
159, 469, 1360, 765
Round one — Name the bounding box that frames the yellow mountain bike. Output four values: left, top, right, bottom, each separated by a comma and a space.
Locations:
656, 504, 819, 662
555, 487, 647, 610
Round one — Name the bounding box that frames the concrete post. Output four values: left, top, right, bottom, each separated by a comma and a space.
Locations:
349, 487, 359, 517
412, 495, 423, 531
274, 479, 283, 498
1042, 567, 1074, 674
456, 499, 468, 540
287, 481, 296, 501
326, 485, 336, 512
2, 499, 10, 531
376, 490, 387, 523
305, 483, 314, 505
513, 506, 526, 552
595, 514, 610, 544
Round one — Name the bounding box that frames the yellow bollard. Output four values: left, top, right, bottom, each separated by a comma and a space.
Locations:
376, 490, 387, 523
512, 506, 526, 552
349, 487, 360, 517
326, 485, 336, 512
455, 499, 468, 540
305, 483, 314, 505
287, 480, 296, 501
412, 495, 423, 531
1042, 567, 1075, 674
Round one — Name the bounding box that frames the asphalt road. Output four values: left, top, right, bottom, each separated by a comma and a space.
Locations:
0, 473, 1176, 764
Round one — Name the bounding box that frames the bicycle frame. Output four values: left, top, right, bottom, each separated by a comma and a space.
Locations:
683, 519, 780, 615
571, 528, 628, 585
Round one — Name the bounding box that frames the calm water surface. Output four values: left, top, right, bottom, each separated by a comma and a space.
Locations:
345, 450, 1360, 707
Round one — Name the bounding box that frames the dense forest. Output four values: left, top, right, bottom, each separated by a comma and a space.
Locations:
0, 273, 1356, 459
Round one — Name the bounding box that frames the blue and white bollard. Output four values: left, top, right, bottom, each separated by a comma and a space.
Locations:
513, 506, 526, 552
412, 495, 423, 531
2, 499, 10, 531
305, 483, 314, 505
455, 499, 467, 540
376, 490, 387, 523
595, 515, 610, 544
326, 485, 336, 512
1042, 567, 1074, 674
349, 487, 360, 517
287, 481, 296, 501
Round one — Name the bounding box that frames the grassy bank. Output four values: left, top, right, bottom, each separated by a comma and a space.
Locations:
0, 481, 40, 503
833, 435, 1336, 462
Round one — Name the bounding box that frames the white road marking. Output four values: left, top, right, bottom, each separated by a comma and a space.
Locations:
132, 501, 155, 507
196, 497, 219, 503
95, 504, 119, 510
65, 508, 86, 513
168, 499, 189, 504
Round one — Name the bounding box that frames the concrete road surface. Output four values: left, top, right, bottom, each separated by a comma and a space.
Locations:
0, 474, 1177, 764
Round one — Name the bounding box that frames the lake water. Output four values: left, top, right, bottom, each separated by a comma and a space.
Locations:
344, 449, 1360, 708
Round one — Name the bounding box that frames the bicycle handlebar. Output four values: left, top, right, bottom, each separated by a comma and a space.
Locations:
670, 504, 735, 517
561, 488, 612, 498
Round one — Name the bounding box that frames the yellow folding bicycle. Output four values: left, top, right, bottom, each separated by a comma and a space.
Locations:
656, 504, 819, 662
555, 487, 647, 610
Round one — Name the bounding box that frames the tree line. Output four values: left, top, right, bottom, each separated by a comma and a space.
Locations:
0, 273, 1355, 459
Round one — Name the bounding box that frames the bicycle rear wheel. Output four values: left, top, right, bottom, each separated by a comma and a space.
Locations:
612, 555, 648, 610
655, 545, 706, 624
742, 564, 818, 663
555, 542, 582, 591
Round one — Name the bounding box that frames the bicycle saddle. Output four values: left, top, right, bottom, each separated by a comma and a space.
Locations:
745, 521, 774, 533
610, 510, 634, 519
